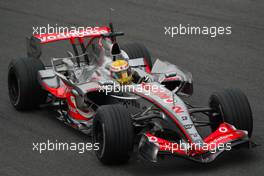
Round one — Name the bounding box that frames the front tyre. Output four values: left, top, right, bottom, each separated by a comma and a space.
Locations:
209, 88, 253, 137
92, 105, 134, 165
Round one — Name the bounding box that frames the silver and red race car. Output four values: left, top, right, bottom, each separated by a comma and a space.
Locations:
8, 23, 253, 165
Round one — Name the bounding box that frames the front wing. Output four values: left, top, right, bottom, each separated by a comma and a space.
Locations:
139, 122, 249, 163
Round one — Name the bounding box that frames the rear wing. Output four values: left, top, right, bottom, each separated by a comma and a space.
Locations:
27, 26, 111, 60
27, 24, 124, 66
33, 26, 111, 44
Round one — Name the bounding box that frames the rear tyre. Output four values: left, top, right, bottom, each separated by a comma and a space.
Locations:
92, 105, 134, 165
209, 88, 253, 137
8, 57, 47, 110
121, 43, 153, 72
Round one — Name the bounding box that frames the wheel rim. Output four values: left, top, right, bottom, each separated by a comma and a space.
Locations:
8, 67, 20, 105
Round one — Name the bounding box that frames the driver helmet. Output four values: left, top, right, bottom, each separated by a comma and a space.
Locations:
110, 59, 132, 85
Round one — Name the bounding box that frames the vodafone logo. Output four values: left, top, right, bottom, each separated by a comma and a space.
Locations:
212, 134, 233, 143
164, 98, 173, 103
219, 127, 228, 133
148, 136, 158, 143
35, 28, 109, 43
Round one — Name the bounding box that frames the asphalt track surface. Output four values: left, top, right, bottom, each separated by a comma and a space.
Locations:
0, 0, 264, 176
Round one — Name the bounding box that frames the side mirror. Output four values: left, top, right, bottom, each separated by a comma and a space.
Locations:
99, 80, 115, 86
165, 72, 177, 78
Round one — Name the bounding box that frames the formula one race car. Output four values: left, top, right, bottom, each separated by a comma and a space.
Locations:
8, 23, 253, 165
